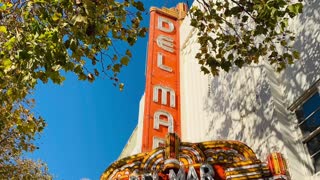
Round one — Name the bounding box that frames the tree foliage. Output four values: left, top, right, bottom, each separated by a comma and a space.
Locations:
0, 0, 146, 177
189, 0, 303, 75
0, 0, 305, 177
0, 0, 146, 89
0, 99, 45, 159
0, 159, 52, 179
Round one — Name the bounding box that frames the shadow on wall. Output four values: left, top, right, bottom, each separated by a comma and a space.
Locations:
282, 0, 320, 102
202, 66, 314, 174
200, 0, 319, 172
202, 66, 280, 156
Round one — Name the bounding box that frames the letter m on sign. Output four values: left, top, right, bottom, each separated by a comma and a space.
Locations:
153, 85, 176, 108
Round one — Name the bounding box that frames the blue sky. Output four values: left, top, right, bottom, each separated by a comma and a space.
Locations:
29, 1, 183, 180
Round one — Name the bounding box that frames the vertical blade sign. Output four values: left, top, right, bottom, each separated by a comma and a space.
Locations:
142, 6, 184, 152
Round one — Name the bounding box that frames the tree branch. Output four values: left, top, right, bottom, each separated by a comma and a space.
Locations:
229, 0, 257, 22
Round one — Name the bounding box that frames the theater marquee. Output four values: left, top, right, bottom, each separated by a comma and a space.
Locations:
101, 133, 289, 180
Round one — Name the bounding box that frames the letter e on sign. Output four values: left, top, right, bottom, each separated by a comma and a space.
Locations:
157, 35, 174, 53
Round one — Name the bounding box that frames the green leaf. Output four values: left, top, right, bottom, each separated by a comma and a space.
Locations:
94, 69, 99, 76
280, 40, 287, 46
293, 51, 300, 59
112, 55, 118, 61
133, 1, 145, 11
127, 36, 136, 46
230, 6, 242, 15
119, 83, 124, 91
3, 58, 12, 70
4, 37, 16, 50
190, 19, 198, 27
221, 60, 232, 72
125, 49, 132, 58
235, 58, 245, 68
120, 56, 130, 66
74, 65, 83, 74
201, 66, 210, 74
287, 3, 303, 14
52, 12, 61, 21
78, 73, 87, 80
241, 16, 248, 22
138, 28, 147, 37
7, 88, 13, 96
112, 64, 121, 73
0, 26, 7, 33
0, 4, 7, 11
37, 71, 48, 83
18, 50, 31, 60
227, 54, 234, 61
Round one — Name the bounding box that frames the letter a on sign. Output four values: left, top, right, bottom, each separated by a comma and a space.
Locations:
154, 110, 174, 133
158, 16, 174, 33
187, 166, 199, 180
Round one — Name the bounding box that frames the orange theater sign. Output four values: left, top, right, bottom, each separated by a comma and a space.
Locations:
142, 4, 187, 152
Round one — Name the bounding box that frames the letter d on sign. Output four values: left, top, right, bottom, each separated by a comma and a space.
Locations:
158, 16, 174, 33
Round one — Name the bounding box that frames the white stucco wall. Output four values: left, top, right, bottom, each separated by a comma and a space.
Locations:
118, 94, 145, 158
179, 0, 320, 179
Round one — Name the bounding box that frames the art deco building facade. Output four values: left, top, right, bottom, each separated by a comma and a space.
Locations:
102, 1, 320, 179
